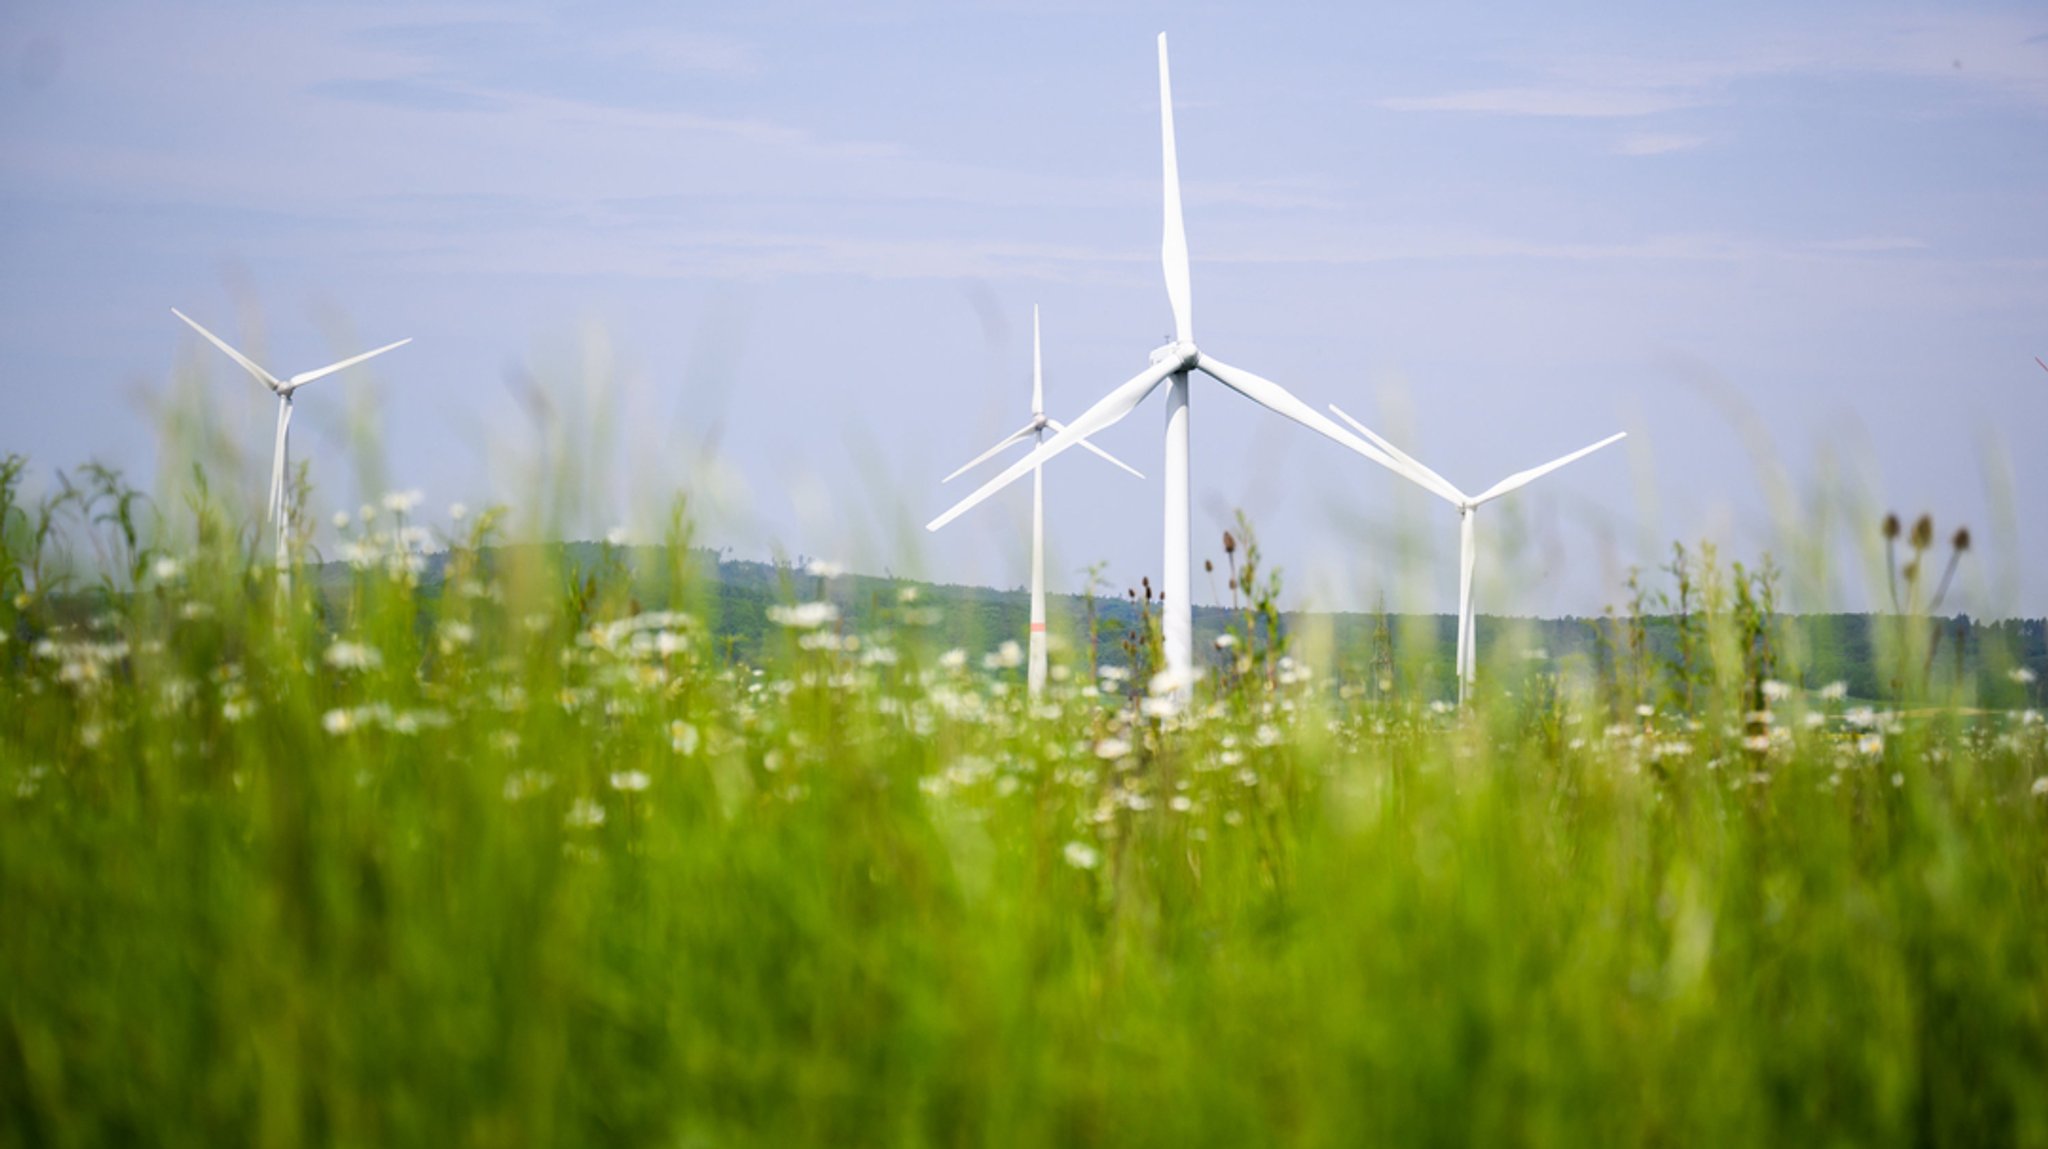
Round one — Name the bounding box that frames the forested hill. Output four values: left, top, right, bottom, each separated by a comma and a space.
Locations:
313, 542, 2048, 706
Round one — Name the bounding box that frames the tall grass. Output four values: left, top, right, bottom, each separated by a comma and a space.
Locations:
1, 452, 2045, 1148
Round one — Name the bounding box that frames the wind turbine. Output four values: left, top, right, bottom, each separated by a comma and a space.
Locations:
926, 34, 1413, 700
1328, 404, 1624, 703
942, 306, 1143, 694
172, 308, 410, 573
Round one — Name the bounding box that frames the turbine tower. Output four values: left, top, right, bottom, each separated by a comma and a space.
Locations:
1329, 404, 1623, 703
172, 309, 410, 575
940, 306, 1142, 695
927, 34, 1413, 700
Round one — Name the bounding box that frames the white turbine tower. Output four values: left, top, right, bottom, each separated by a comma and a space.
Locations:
1328, 404, 1624, 702
941, 306, 1143, 695
927, 34, 1412, 700
172, 309, 410, 573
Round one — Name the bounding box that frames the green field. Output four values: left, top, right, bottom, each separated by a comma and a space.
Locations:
3, 465, 2046, 1147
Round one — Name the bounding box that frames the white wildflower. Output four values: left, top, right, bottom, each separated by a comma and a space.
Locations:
449, 502, 468, 522
381, 489, 424, 514
1094, 737, 1132, 760
331, 510, 351, 530
1761, 680, 1791, 702
1062, 841, 1100, 871
323, 640, 382, 671
2010, 667, 2038, 684
605, 525, 630, 547
2031, 777, 2048, 797
1890, 772, 1904, 788
150, 555, 183, 582
805, 558, 846, 578
670, 721, 700, 755
896, 585, 919, 604
501, 770, 551, 800
1819, 681, 1848, 701
938, 648, 968, 671
1214, 633, 1238, 649
565, 798, 606, 829
1858, 733, 1885, 757
1742, 734, 1771, 753
1636, 704, 1656, 718
1169, 794, 1194, 813
608, 770, 650, 793
767, 601, 839, 629
322, 708, 354, 736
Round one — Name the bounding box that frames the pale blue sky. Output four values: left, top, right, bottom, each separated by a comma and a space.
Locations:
2, 2, 2044, 616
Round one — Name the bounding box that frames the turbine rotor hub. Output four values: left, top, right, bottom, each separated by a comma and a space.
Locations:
1149, 340, 1198, 370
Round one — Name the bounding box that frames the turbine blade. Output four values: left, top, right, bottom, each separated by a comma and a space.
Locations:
1194, 353, 1415, 481
172, 308, 281, 391
1327, 403, 1467, 505
1471, 432, 1627, 506
928, 358, 1177, 531
941, 422, 1038, 483
1157, 33, 1193, 345
285, 337, 412, 390
1032, 305, 1044, 417
2037, 356, 2047, 374
1046, 417, 1145, 478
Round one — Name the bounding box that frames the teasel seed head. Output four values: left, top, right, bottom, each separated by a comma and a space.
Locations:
1911, 514, 1934, 550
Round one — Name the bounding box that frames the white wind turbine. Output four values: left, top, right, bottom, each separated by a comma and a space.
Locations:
927, 33, 1412, 699
941, 305, 1143, 695
172, 309, 410, 572
1328, 404, 1624, 703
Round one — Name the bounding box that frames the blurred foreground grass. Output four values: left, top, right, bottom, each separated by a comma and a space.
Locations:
2, 461, 2046, 1148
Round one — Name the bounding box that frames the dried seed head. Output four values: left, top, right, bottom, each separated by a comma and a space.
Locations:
1903, 560, 1919, 583
1883, 513, 1900, 540
1223, 531, 1237, 555
1204, 559, 1213, 573
1911, 514, 1934, 550
1953, 527, 1971, 552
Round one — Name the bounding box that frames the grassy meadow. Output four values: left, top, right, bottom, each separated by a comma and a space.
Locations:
2, 457, 2047, 1147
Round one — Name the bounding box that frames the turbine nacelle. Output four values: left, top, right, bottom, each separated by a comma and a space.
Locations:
1149, 341, 1198, 370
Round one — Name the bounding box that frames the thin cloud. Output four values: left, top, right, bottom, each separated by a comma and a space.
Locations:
1614, 133, 1708, 156
310, 77, 504, 113
1380, 87, 1705, 118
1805, 236, 1929, 253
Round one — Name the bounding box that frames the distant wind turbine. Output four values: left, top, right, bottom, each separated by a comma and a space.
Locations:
941, 306, 1142, 695
172, 309, 410, 573
928, 34, 1413, 700
1329, 404, 1624, 703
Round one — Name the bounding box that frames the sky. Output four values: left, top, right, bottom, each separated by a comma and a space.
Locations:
2, 1, 2044, 619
